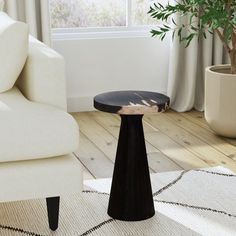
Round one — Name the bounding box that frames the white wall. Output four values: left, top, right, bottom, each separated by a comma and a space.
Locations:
52, 36, 170, 112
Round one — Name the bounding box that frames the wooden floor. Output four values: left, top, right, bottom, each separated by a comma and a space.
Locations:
72, 110, 236, 180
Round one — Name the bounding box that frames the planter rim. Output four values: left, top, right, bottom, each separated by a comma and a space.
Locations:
206, 64, 236, 77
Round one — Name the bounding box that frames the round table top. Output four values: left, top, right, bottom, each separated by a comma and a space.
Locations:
94, 90, 170, 115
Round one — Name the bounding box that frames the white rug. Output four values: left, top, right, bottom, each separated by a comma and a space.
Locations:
0, 167, 235, 235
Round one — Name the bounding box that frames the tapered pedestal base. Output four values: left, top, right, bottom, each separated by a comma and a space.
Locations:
108, 115, 155, 221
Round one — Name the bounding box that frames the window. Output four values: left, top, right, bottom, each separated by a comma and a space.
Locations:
50, 0, 166, 38
50, 0, 127, 28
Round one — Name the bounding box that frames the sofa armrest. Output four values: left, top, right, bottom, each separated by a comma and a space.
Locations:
17, 36, 67, 110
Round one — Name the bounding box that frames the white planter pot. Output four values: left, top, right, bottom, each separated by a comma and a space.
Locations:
205, 65, 236, 137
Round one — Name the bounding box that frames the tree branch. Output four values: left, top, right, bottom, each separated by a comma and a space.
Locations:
232, 32, 236, 50
215, 29, 232, 53
227, 0, 233, 10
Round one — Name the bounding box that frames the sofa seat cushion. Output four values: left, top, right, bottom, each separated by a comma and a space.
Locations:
0, 87, 79, 162
0, 12, 28, 93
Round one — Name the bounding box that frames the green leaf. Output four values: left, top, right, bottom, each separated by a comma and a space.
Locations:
148, 0, 236, 49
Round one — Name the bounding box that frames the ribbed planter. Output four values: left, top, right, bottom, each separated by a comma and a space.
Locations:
205, 65, 236, 137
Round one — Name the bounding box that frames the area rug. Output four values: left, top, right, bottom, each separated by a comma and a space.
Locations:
0, 166, 235, 236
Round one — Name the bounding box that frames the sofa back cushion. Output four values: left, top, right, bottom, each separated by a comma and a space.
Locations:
0, 12, 28, 93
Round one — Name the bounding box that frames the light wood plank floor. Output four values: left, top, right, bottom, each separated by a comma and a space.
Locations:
72, 110, 236, 180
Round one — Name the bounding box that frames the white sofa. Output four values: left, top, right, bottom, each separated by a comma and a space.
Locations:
0, 15, 82, 231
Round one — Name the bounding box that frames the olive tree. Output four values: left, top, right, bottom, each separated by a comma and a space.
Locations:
148, 0, 236, 73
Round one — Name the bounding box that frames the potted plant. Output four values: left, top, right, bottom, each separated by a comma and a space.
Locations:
148, 1, 236, 137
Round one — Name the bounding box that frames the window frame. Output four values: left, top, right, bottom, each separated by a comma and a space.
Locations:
51, 0, 156, 40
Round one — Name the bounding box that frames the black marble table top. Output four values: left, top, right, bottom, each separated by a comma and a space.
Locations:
94, 90, 170, 115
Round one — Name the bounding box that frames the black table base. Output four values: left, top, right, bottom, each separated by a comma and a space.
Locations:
108, 115, 155, 221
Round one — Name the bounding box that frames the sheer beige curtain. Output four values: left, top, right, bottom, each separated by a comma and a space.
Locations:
167, 15, 228, 112
3, 0, 51, 45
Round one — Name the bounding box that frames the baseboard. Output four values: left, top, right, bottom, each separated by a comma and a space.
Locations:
67, 96, 95, 112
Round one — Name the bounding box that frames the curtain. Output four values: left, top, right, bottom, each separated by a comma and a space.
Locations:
3, 0, 51, 46
0, 0, 3, 10
167, 15, 228, 112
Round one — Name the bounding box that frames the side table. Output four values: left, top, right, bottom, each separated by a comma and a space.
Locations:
94, 90, 170, 221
